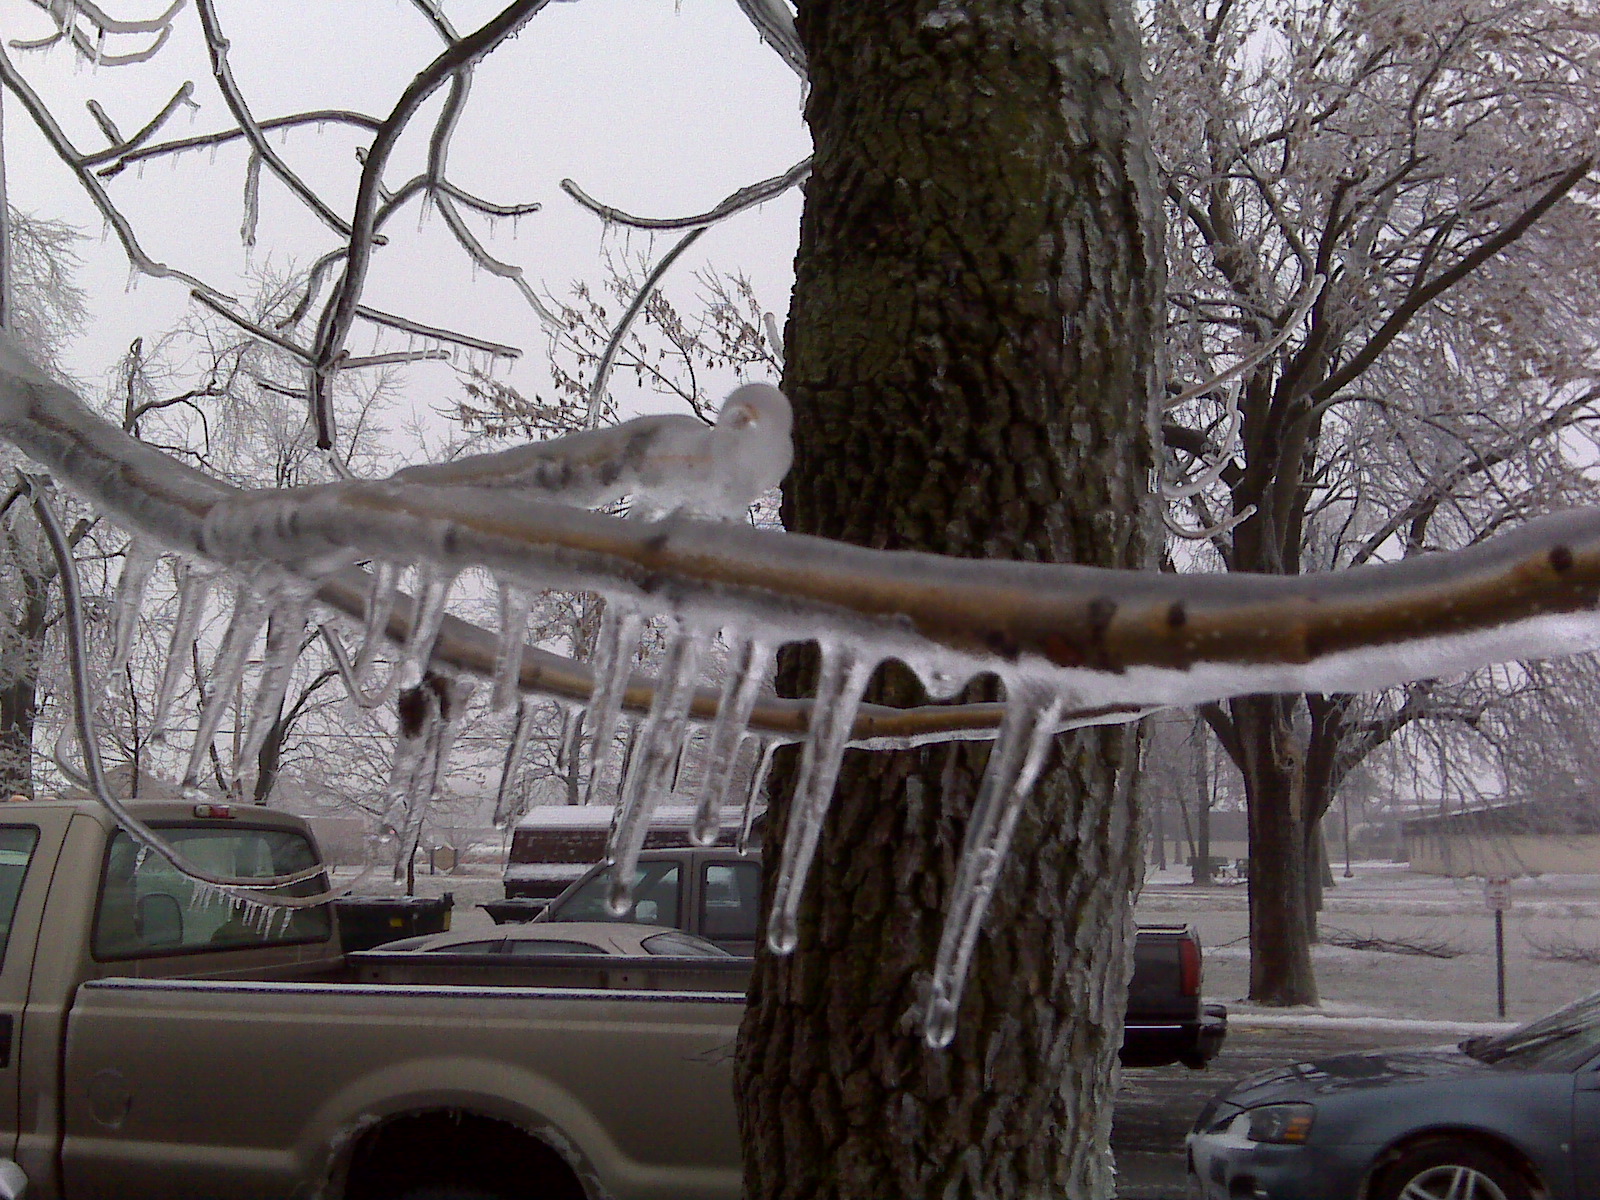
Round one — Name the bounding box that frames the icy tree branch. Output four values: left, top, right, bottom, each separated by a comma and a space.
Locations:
8, 341, 1600, 726
561, 157, 812, 231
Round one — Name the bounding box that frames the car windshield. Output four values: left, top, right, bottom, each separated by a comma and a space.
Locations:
1461, 990, 1600, 1069
553, 861, 680, 926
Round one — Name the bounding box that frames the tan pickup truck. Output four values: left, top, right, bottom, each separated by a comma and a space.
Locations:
0, 798, 745, 1200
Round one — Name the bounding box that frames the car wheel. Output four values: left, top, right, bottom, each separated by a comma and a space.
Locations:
1372, 1139, 1532, 1200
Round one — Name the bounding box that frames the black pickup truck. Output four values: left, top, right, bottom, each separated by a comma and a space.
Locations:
496, 847, 1226, 1070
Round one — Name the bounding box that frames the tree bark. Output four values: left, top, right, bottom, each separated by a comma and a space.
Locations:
1232, 695, 1318, 1005
735, 3, 1163, 1196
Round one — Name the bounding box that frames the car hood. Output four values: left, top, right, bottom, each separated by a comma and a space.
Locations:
1222, 1043, 1491, 1108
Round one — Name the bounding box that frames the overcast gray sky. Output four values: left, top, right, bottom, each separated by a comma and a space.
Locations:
3, 0, 809, 432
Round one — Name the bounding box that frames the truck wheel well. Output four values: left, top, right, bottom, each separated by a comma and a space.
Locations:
342, 1108, 588, 1200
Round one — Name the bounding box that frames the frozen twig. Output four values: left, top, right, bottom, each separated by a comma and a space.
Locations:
0, 42, 225, 298
312, 0, 558, 449
80, 81, 197, 166
732, 0, 806, 78
354, 306, 521, 361
194, 0, 353, 238
561, 157, 812, 231
585, 226, 707, 427
1164, 274, 1325, 411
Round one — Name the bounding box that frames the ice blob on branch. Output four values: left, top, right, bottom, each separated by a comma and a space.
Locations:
390, 384, 793, 520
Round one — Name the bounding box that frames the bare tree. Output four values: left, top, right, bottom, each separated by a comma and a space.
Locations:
1148, 0, 1600, 1005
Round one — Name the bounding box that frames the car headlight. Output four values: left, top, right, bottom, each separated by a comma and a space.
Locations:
1235, 1103, 1315, 1144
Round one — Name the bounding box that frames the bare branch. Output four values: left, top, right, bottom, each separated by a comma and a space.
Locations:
562, 157, 812, 231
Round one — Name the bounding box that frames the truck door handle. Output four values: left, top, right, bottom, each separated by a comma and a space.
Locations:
0, 1014, 13, 1068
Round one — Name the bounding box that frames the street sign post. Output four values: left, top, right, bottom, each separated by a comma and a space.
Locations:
1486, 876, 1512, 1018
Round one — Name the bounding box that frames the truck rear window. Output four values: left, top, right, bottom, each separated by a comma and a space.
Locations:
0, 827, 39, 969
94, 826, 332, 960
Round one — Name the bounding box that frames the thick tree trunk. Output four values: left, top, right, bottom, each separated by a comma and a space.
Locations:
735, 3, 1163, 1197
1233, 696, 1317, 1005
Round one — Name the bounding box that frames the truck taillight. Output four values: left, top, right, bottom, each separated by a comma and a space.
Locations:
193, 803, 234, 819
1179, 936, 1201, 997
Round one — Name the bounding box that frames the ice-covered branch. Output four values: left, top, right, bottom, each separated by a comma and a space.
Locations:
190, 291, 313, 362
194, 0, 353, 238
561, 157, 812, 231
732, 0, 806, 78
585, 226, 706, 426
311, 0, 557, 449
95, 111, 385, 177
80, 81, 196, 165
1164, 274, 1325, 410
0, 42, 223, 298
354, 306, 521, 362
10, 336, 1600, 718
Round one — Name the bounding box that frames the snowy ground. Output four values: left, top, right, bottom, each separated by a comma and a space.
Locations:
1138, 860, 1600, 1025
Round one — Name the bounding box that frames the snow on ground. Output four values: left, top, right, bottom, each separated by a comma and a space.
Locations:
1139, 860, 1600, 1026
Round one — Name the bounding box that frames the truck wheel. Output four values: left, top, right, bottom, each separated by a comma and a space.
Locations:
1371, 1139, 1531, 1200
392, 1188, 510, 1200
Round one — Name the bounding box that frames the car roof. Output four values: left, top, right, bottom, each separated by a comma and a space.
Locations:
382, 921, 728, 955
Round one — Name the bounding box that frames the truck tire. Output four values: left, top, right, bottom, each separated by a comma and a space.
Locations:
393, 1188, 509, 1200
1371, 1139, 1531, 1200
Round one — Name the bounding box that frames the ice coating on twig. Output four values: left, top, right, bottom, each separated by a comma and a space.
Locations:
385, 674, 474, 879
235, 593, 308, 787
395, 568, 454, 690
491, 579, 531, 711
923, 682, 1067, 1048
390, 384, 793, 521
692, 636, 770, 845
105, 539, 158, 685
353, 560, 400, 689
149, 560, 213, 740
767, 645, 878, 953
181, 586, 270, 793
493, 698, 536, 826
737, 736, 777, 855
582, 604, 644, 805
604, 621, 705, 916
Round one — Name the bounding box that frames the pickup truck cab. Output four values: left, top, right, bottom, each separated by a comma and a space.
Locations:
536, 848, 1227, 1069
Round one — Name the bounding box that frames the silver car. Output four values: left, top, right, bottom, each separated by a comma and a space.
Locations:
1187, 991, 1600, 1200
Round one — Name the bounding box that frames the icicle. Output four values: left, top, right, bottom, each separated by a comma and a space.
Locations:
692, 637, 769, 845
148, 562, 214, 741
354, 561, 400, 680
395, 568, 454, 690
181, 588, 270, 794
233, 593, 310, 789
581, 603, 644, 805
392, 676, 475, 880
492, 699, 536, 826
766, 645, 876, 954
923, 682, 1066, 1049
105, 541, 159, 685
490, 579, 531, 712
603, 621, 705, 916
736, 737, 777, 854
